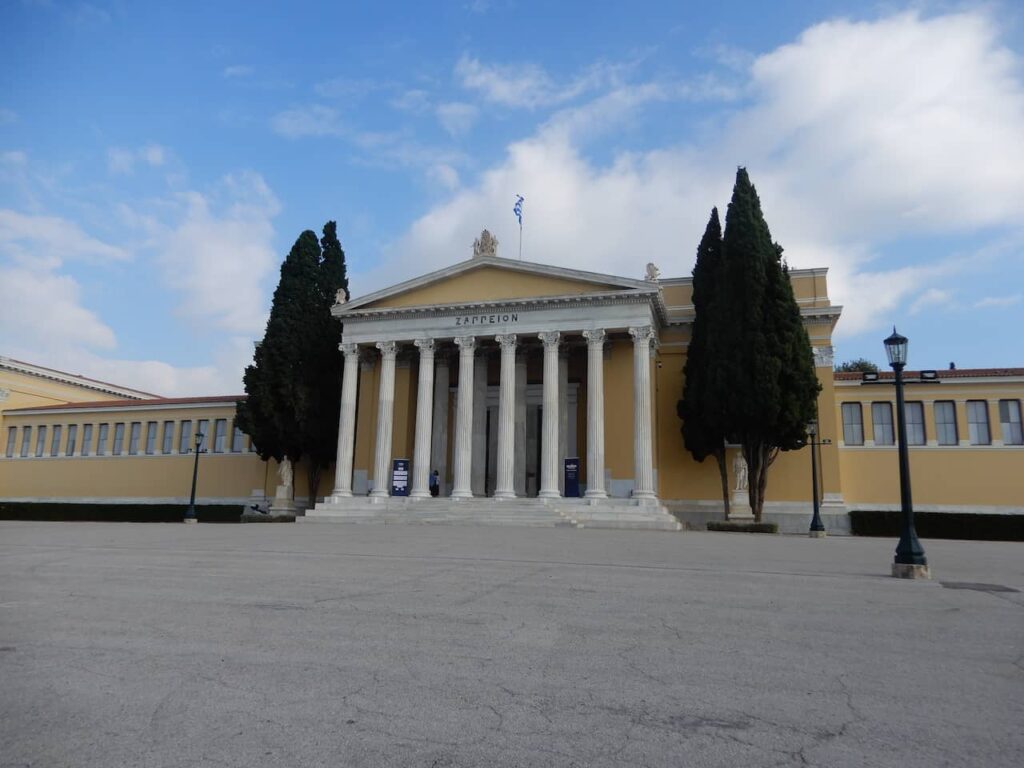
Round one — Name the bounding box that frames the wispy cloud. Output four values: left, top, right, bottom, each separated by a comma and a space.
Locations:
455, 55, 625, 109
0, 108, 17, 125
975, 294, 1022, 309
910, 288, 953, 315
270, 104, 346, 138
107, 144, 167, 175
222, 65, 253, 78
436, 101, 478, 136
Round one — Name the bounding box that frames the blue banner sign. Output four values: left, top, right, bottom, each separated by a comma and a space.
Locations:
391, 459, 409, 497
564, 457, 580, 498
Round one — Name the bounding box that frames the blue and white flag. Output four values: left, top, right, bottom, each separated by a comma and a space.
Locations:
513, 195, 524, 225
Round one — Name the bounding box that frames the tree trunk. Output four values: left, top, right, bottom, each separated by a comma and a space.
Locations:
714, 446, 730, 520
744, 441, 772, 522
308, 460, 322, 509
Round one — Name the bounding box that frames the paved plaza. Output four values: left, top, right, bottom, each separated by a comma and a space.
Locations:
1, 521, 1021, 768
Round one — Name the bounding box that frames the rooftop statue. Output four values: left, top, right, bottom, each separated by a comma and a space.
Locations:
472, 229, 498, 259
645, 262, 661, 282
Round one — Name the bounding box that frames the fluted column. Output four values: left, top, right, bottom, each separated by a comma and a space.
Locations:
410, 338, 435, 499
583, 329, 607, 499
331, 342, 360, 498
538, 331, 561, 499
493, 334, 517, 499
630, 326, 656, 500
451, 336, 476, 499
369, 341, 398, 499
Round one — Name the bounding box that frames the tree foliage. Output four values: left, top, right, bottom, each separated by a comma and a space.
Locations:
236, 222, 350, 502
678, 207, 730, 517
705, 168, 821, 521
835, 358, 879, 373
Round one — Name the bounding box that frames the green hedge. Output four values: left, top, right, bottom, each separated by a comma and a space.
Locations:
850, 511, 1024, 541
0, 502, 243, 523
707, 521, 778, 534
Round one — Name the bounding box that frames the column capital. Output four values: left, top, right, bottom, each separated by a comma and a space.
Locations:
413, 338, 435, 356
454, 335, 476, 353
582, 328, 606, 346
495, 333, 518, 351
628, 325, 655, 345
339, 342, 359, 357
538, 330, 561, 349
376, 340, 398, 359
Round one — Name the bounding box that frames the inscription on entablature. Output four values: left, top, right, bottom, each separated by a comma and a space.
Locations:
454, 312, 520, 327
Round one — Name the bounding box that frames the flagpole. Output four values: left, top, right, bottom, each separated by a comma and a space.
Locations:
519, 219, 522, 261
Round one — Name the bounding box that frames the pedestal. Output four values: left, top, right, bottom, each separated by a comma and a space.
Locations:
269, 484, 295, 515
729, 490, 753, 520
892, 563, 931, 580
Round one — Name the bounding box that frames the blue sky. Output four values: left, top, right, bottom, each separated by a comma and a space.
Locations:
2, 0, 1022, 395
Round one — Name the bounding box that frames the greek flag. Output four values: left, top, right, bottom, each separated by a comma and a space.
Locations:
513, 195, 524, 225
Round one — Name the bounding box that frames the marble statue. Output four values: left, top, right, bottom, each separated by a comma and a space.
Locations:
278, 456, 293, 488
334, 288, 347, 305
472, 229, 498, 259
645, 262, 661, 281
732, 452, 748, 491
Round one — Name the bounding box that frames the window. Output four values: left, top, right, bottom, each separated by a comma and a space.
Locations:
35, 425, 47, 457
20, 427, 32, 457
66, 424, 78, 456
197, 419, 209, 451
871, 403, 894, 446
967, 400, 991, 445
162, 421, 175, 454
127, 422, 141, 455
145, 421, 158, 455
96, 423, 109, 456
5, 427, 16, 458
1000, 400, 1023, 445
231, 422, 245, 452
213, 419, 227, 453
934, 401, 958, 446
50, 425, 63, 456
113, 423, 125, 455
841, 403, 864, 445
81, 424, 93, 456
905, 402, 925, 445
179, 420, 193, 454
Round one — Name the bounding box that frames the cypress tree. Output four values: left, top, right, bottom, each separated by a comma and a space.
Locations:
678, 207, 730, 518
711, 168, 820, 521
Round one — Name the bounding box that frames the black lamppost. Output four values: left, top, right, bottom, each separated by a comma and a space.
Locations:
884, 328, 929, 578
184, 431, 206, 524
807, 420, 826, 538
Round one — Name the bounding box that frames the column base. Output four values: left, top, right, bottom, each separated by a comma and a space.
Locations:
584, 490, 607, 500
892, 563, 931, 580
368, 492, 389, 502
809, 530, 827, 538
493, 490, 516, 500
408, 490, 431, 499
538, 489, 561, 500
450, 490, 473, 500
633, 491, 658, 503
183, 518, 198, 524
330, 489, 353, 500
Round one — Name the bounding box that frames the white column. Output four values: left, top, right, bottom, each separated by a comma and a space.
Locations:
451, 336, 476, 499
558, 348, 569, 494
369, 341, 398, 499
331, 342, 360, 498
582, 329, 607, 499
471, 353, 488, 496
429, 352, 450, 496
538, 331, 561, 499
493, 334, 517, 499
629, 326, 657, 501
410, 338, 435, 499
514, 350, 528, 496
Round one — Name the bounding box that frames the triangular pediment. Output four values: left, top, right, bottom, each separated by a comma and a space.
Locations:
342, 256, 653, 314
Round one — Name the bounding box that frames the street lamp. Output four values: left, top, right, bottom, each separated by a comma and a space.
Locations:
884, 328, 929, 579
807, 420, 826, 538
184, 431, 206, 524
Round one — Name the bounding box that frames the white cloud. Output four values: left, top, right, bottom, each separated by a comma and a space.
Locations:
223, 65, 253, 78
271, 104, 345, 138
909, 287, 953, 315
106, 144, 168, 175
0, 109, 17, 125
975, 294, 1022, 309
0, 209, 129, 263
428, 163, 460, 191
377, 9, 1024, 345
392, 89, 431, 113
436, 101, 479, 136
455, 55, 623, 109
1, 150, 28, 166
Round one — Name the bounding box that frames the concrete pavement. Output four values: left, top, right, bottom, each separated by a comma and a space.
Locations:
1, 521, 1021, 767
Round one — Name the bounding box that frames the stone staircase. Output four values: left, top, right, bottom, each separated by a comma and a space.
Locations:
302, 496, 680, 531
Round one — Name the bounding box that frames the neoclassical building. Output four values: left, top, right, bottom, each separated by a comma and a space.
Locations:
1, 233, 1022, 529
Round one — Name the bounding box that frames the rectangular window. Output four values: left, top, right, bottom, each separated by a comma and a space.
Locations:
905, 402, 925, 445
20, 426, 32, 457
113, 423, 125, 455
999, 400, 1023, 445
35, 425, 47, 457
50, 425, 63, 456
213, 418, 227, 453
162, 421, 175, 454
871, 402, 894, 446
145, 421, 158, 455
179, 420, 193, 453
96, 423, 109, 456
967, 400, 991, 445
841, 403, 864, 445
6, 427, 16, 458
231, 422, 245, 453
128, 422, 141, 455
197, 419, 209, 451
81, 424, 93, 456
934, 401, 958, 446
66, 424, 78, 456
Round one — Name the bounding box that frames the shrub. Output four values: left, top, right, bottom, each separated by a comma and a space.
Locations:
707, 521, 778, 534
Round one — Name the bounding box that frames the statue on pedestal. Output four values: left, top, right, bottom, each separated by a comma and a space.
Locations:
472, 229, 498, 259
278, 456, 293, 489
732, 452, 748, 492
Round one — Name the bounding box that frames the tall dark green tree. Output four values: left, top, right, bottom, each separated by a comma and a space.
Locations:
709, 168, 820, 521
236, 222, 349, 503
678, 207, 730, 518
835, 358, 879, 373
